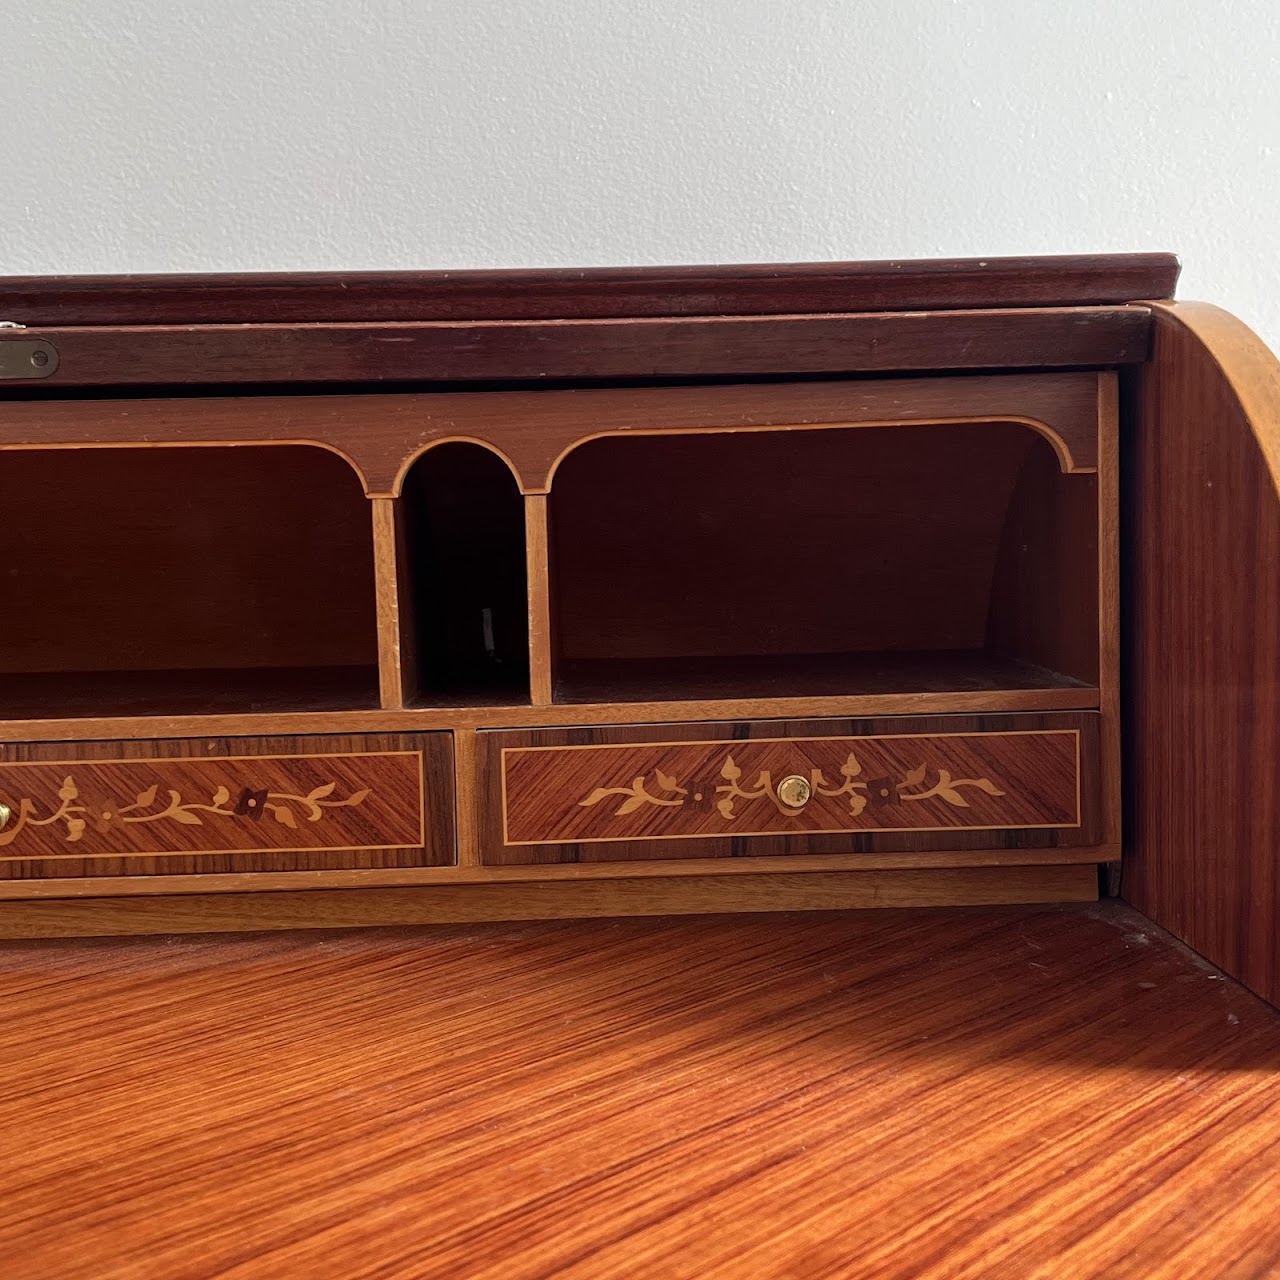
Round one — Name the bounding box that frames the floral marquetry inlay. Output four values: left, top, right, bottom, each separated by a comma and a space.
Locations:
578, 749, 1006, 820
0, 774, 372, 847
496, 724, 1088, 858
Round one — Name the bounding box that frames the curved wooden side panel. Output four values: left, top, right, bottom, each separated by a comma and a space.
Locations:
1125, 301, 1280, 1006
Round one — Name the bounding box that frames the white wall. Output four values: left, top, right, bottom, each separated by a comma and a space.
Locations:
3, 2, 1278, 346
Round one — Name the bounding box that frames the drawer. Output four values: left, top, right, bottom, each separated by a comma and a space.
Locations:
480, 714, 1099, 864
0, 733, 453, 879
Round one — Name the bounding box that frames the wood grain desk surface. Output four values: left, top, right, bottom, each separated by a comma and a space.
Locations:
1, 902, 1278, 1279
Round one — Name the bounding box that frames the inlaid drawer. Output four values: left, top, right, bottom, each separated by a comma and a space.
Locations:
0, 733, 453, 879
480, 713, 1099, 864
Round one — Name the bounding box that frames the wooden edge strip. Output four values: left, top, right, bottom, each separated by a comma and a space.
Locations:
0, 846, 1113, 900
453, 729, 481, 868
370, 497, 418, 708
525, 495, 554, 705
1097, 373, 1122, 856
0, 866, 1098, 938
0, 254, 1180, 325
0, 308, 1155, 388
0, 685, 1103, 744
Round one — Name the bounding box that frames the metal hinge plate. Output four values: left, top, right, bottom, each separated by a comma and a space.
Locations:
0, 339, 59, 379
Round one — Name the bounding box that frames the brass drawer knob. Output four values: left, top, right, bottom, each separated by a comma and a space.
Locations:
0, 801, 10, 831
777, 775, 812, 810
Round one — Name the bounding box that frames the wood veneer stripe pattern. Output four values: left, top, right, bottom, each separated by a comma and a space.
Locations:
0, 735, 454, 879
498, 730, 1084, 845
1125, 302, 1280, 1005
480, 714, 1100, 865
4, 902, 1280, 1278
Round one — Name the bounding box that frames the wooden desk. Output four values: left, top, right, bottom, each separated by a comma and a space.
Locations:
3, 903, 1278, 1277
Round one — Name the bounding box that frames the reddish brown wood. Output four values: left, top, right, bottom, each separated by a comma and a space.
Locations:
0, 446, 378, 691
0, 373, 1103, 500
0, 253, 1180, 325
0, 258, 1128, 927
0, 682, 1104, 749
1125, 302, 1280, 1007
480, 713, 1101, 864
0, 668, 383, 722
8, 903, 1280, 1278
987, 435, 1101, 684
371, 498, 419, 710
0, 867, 1096, 930
0, 373, 1104, 504
549, 423, 1099, 678
553, 652, 1096, 707
0, 734, 454, 878
2, 307, 1152, 387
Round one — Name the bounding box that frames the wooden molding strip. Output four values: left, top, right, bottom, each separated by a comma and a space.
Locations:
0, 254, 1180, 326
0, 370, 1106, 496
0, 865, 1098, 937
0, 685, 1102, 744
0, 846, 1112, 900
2, 308, 1153, 387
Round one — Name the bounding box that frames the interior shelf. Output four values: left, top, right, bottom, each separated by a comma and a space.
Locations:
0, 666, 380, 721
548, 422, 1100, 706
553, 650, 1095, 707
0, 446, 380, 720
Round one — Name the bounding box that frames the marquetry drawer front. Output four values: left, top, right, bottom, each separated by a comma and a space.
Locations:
0, 734, 454, 880
480, 714, 1099, 864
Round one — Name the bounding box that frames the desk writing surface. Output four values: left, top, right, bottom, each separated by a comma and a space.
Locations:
0, 902, 1277, 1278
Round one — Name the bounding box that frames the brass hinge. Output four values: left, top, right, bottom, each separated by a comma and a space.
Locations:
0, 335, 59, 379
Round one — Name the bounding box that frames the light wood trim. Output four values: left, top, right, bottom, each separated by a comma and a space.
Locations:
535, 413, 1092, 495
453, 728, 481, 867
0, 685, 1101, 745
0, 865, 1097, 937
0, 844, 1112, 899
525, 494, 554, 705
371, 498, 418, 709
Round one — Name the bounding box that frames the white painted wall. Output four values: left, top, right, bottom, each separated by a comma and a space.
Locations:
3, 2, 1278, 345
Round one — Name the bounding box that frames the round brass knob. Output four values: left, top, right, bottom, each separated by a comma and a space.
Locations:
0, 801, 10, 831
777, 775, 812, 810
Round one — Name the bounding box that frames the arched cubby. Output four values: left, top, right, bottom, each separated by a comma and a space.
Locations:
400, 441, 531, 706
545, 421, 1099, 704
0, 445, 380, 718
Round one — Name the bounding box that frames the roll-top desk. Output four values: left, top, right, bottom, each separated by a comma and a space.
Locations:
1, 254, 1277, 1011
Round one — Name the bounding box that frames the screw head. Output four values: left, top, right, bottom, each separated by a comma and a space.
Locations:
30, 350, 48, 368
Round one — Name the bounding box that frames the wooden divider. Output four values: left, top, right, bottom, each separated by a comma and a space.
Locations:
525, 495, 554, 705
371, 497, 419, 709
